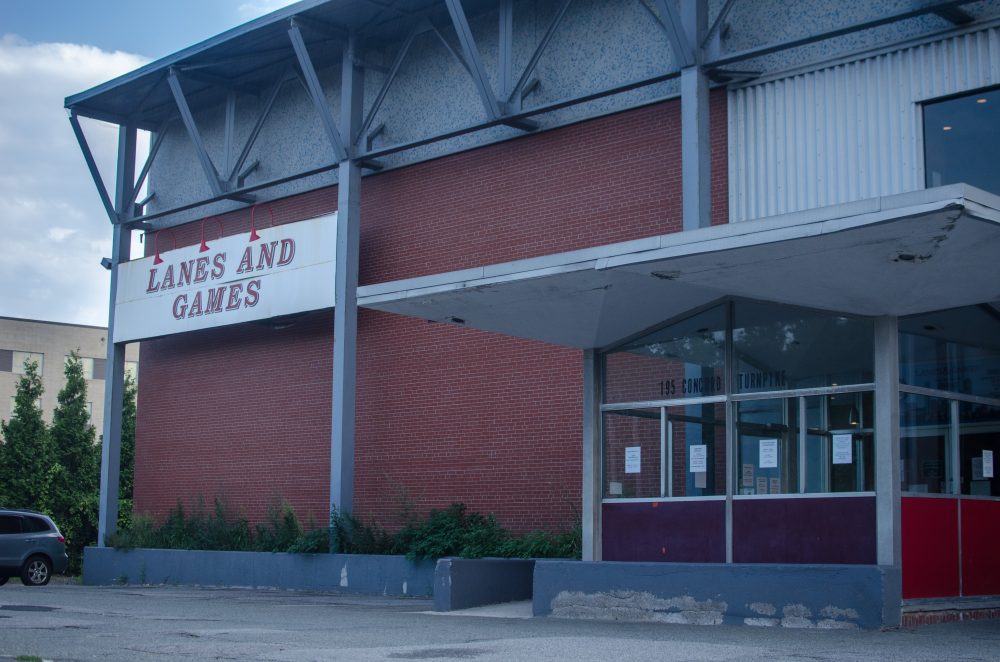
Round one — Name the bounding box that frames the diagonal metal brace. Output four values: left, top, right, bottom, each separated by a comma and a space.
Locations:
68, 111, 119, 225
288, 18, 349, 162
509, 0, 571, 108
654, 0, 695, 68
443, 0, 502, 120
167, 68, 225, 197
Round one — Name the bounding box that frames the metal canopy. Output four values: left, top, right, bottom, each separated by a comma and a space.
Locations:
64, 0, 494, 129
357, 185, 1000, 349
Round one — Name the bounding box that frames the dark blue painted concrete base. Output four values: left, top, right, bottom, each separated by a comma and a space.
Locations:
434, 558, 534, 611
83, 547, 435, 596
533, 560, 901, 629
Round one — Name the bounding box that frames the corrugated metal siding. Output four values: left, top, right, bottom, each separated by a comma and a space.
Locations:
729, 26, 1000, 222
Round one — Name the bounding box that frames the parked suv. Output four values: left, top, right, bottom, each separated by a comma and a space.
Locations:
0, 508, 69, 586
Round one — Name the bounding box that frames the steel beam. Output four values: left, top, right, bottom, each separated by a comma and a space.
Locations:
68, 112, 118, 225
357, 19, 427, 146
167, 68, 225, 197
499, 0, 514, 101
509, 0, 572, 107
229, 68, 293, 183
126, 119, 170, 214
703, 0, 737, 48
97, 125, 136, 546
331, 34, 364, 517
874, 316, 902, 627
680, 0, 710, 231
582, 349, 602, 561
655, 0, 695, 68
288, 19, 349, 162
224, 91, 236, 181
443, 0, 501, 120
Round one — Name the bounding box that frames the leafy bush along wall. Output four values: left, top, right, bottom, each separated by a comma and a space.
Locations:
110, 499, 582, 560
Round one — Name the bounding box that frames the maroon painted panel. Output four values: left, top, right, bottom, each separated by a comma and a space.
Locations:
961, 499, 1000, 596
901, 496, 960, 599
732, 497, 876, 564
602, 500, 726, 562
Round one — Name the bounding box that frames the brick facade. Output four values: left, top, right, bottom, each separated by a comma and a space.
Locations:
133, 91, 728, 531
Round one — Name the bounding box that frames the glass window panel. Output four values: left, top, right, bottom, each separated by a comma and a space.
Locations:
959, 401, 1000, 497
900, 393, 953, 494
734, 301, 873, 393
736, 398, 799, 494
900, 306, 1000, 400
667, 402, 726, 497
604, 306, 726, 403
924, 88, 1000, 195
12, 351, 43, 375
603, 408, 661, 499
802, 392, 875, 493
66, 355, 95, 380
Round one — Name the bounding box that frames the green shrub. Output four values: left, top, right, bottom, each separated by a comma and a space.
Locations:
110, 499, 582, 560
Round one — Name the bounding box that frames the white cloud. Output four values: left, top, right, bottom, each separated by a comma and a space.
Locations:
0, 35, 150, 325
237, 0, 299, 22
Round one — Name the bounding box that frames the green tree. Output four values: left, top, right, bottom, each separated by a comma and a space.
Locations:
117, 371, 137, 530
0, 359, 54, 509
49, 351, 100, 573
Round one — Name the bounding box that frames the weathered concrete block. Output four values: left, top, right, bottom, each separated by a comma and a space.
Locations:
83, 547, 435, 597
434, 558, 535, 611
533, 560, 901, 629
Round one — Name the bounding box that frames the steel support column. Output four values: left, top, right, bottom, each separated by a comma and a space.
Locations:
582, 349, 602, 561
680, 0, 711, 231
874, 316, 902, 626
97, 125, 136, 545
330, 35, 363, 516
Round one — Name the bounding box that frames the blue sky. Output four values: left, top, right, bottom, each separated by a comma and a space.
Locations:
2, 1, 283, 59
0, 0, 297, 326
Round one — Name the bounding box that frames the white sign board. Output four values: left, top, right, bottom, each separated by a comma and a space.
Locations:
759, 439, 778, 468
113, 213, 337, 343
832, 434, 853, 465
624, 446, 641, 474
984, 450, 995, 479
690, 445, 707, 473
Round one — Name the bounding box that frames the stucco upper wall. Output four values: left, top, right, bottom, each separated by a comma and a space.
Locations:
145, 0, 1000, 228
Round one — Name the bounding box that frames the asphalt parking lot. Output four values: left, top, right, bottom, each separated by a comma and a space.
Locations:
1, 581, 999, 661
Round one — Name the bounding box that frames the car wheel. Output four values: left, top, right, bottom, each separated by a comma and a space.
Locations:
0, 576, 8, 586
21, 556, 52, 586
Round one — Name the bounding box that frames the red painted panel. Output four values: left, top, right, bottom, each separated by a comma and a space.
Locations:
901, 496, 959, 599
960, 499, 1000, 597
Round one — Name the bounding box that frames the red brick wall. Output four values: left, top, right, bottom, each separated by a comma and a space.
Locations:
133, 92, 728, 531
133, 312, 334, 526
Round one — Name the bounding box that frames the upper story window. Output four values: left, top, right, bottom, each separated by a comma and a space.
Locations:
66, 355, 95, 380
12, 351, 43, 375
924, 88, 1000, 195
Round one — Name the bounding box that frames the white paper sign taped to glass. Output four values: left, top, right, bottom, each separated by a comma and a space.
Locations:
759, 439, 778, 469
832, 434, 853, 465
984, 450, 995, 479
690, 444, 707, 473
113, 213, 337, 343
624, 446, 641, 474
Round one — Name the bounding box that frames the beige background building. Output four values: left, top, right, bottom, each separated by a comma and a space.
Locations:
0, 317, 139, 435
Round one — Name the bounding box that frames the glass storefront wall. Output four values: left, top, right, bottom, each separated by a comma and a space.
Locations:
602, 300, 876, 501
899, 305, 1000, 499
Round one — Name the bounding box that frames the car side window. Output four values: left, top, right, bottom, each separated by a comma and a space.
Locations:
23, 517, 51, 533
0, 515, 23, 534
